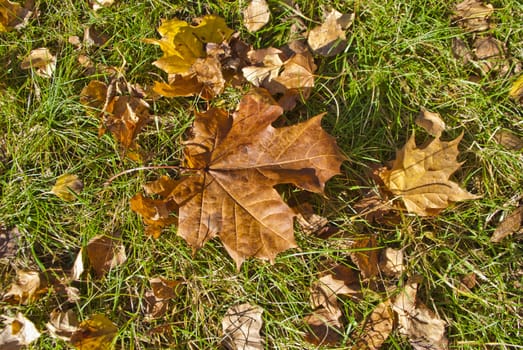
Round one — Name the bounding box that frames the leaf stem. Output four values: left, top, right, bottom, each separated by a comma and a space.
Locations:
104, 165, 185, 186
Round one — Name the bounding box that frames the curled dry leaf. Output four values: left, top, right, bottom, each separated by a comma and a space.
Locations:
0, 0, 32, 32
352, 300, 394, 350
3, 270, 47, 305
86, 234, 127, 277
452, 0, 494, 32
416, 110, 446, 138
20, 48, 56, 78
393, 279, 449, 350
222, 303, 264, 350
144, 277, 182, 319
379, 133, 480, 216
379, 248, 404, 278
51, 174, 83, 201
490, 205, 523, 242
80, 79, 151, 150
46, 309, 79, 342
70, 314, 118, 350
0, 313, 41, 349
307, 9, 354, 56
133, 89, 345, 268
243, 0, 270, 33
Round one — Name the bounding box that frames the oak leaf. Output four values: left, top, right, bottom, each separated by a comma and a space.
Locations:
222, 303, 264, 350
379, 133, 480, 216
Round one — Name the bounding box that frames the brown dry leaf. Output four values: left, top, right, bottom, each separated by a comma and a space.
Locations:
20, 48, 56, 78
70, 248, 85, 281
307, 9, 354, 56
80, 79, 151, 149
350, 236, 380, 279
352, 300, 394, 350
451, 38, 473, 64
51, 174, 83, 201
0, 313, 41, 349
70, 314, 118, 350
379, 248, 404, 278
89, 0, 114, 11
393, 279, 449, 350
416, 110, 446, 138
243, 0, 270, 33
458, 272, 477, 293
144, 277, 182, 319
2, 270, 47, 305
86, 234, 127, 277
305, 268, 360, 346
0, 0, 32, 32
493, 129, 523, 151
353, 191, 398, 224
293, 202, 331, 237
379, 133, 480, 216
46, 309, 79, 342
490, 205, 523, 242
472, 36, 509, 75
452, 0, 494, 32
222, 303, 264, 350
180, 89, 345, 267
242, 48, 283, 87
130, 175, 179, 238
0, 226, 19, 259
509, 74, 523, 104
83, 26, 108, 47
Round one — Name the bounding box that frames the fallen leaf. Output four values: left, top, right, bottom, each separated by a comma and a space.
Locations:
509, 74, 523, 104
473, 36, 504, 60
350, 236, 380, 279
379, 133, 480, 216
86, 234, 127, 277
451, 38, 473, 64
352, 300, 394, 350
242, 48, 283, 87
222, 303, 264, 350
379, 248, 404, 278
452, 0, 494, 32
20, 48, 56, 78
89, 0, 114, 11
0, 0, 32, 32
70, 248, 85, 281
393, 279, 449, 350
70, 314, 118, 350
307, 9, 354, 56
0, 313, 41, 349
142, 89, 345, 268
146, 15, 234, 75
80, 79, 151, 149
130, 175, 179, 238
144, 277, 182, 319
0, 226, 19, 259
3, 270, 47, 305
292, 202, 331, 237
416, 110, 446, 138
83, 26, 108, 47
304, 269, 360, 346
458, 272, 477, 292
46, 309, 79, 342
493, 129, 523, 151
490, 205, 523, 242
243, 0, 270, 32
51, 174, 83, 201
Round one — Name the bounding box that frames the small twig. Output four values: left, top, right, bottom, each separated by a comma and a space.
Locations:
104, 165, 185, 186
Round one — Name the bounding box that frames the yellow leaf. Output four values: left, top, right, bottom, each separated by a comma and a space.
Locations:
51, 174, 83, 201
70, 314, 118, 350
146, 15, 233, 75
379, 133, 480, 216
509, 74, 523, 103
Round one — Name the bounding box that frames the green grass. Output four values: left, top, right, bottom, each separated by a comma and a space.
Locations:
1, 0, 522, 349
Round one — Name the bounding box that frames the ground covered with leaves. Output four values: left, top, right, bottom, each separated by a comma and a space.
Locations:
0, 0, 522, 349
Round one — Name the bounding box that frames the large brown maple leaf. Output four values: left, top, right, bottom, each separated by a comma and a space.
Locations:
132, 89, 345, 268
